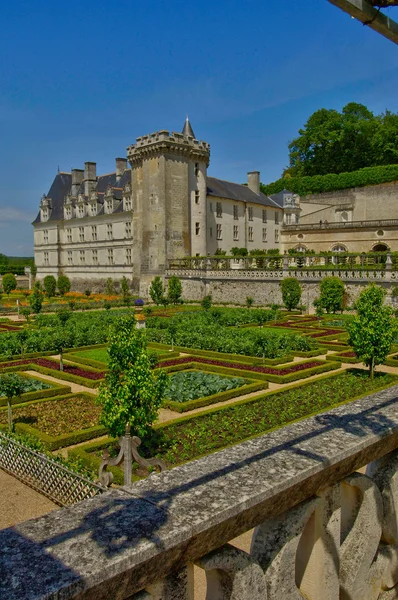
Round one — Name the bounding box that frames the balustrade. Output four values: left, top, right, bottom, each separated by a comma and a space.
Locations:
2, 385, 398, 599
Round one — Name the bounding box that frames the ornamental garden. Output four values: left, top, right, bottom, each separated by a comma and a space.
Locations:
0, 275, 397, 486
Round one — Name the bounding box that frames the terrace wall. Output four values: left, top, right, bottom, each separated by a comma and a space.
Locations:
1, 385, 398, 599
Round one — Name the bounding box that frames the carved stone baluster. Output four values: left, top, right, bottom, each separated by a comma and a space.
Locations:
197, 543, 266, 600
340, 472, 383, 600
251, 497, 319, 599
147, 565, 194, 600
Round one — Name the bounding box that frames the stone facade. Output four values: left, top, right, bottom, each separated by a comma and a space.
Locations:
33, 120, 283, 295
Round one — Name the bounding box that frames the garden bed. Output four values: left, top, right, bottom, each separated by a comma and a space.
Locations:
0, 373, 70, 406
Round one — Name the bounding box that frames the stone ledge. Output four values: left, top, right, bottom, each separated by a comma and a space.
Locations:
1, 386, 398, 599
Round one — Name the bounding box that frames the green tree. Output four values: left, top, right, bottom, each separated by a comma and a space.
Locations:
167, 276, 182, 305
51, 330, 71, 371
96, 316, 166, 438
201, 294, 212, 311
105, 278, 115, 296
149, 276, 165, 305
43, 275, 57, 298
57, 275, 71, 296
246, 296, 254, 309
120, 276, 130, 301
347, 284, 395, 378
319, 277, 345, 314
29, 281, 44, 313
0, 254, 9, 267
280, 277, 302, 310
56, 307, 72, 327
2, 273, 17, 295
16, 329, 28, 357
0, 373, 26, 432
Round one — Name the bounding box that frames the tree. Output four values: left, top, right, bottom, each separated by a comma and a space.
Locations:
29, 281, 44, 313
246, 296, 254, 309
2, 273, 17, 295
319, 277, 345, 313
51, 330, 71, 371
57, 275, 71, 296
56, 307, 72, 327
16, 329, 28, 357
149, 276, 165, 305
201, 295, 212, 311
96, 316, 166, 438
167, 276, 182, 305
280, 278, 302, 310
0, 373, 26, 432
120, 276, 130, 301
0, 254, 9, 267
285, 103, 398, 177
105, 278, 115, 296
347, 284, 396, 378
43, 275, 57, 298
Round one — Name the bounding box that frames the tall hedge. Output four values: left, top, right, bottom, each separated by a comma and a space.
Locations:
261, 164, 398, 197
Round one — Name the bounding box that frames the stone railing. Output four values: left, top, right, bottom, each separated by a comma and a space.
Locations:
2, 385, 398, 599
282, 218, 398, 231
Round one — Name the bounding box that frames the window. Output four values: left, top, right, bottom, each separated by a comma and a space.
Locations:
216, 202, 222, 218
65, 206, 72, 219
108, 248, 114, 264
66, 228, 72, 243
107, 224, 113, 240
44, 251, 49, 266
262, 228, 267, 242
262, 209, 267, 223
233, 225, 239, 241
274, 211, 279, 225
125, 197, 132, 211
92, 249, 98, 265
106, 200, 113, 213
126, 248, 132, 264
248, 226, 254, 242
42, 208, 48, 221
91, 203, 97, 216
79, 227, 84, 242
78, 204, 84, 218
79, 250, 85, 265
195, 222, 200, 235
248, 207, 253, 221
195, 191, 200, 205
91, 225, 97, 241
209, 202, 213, 212
275, 229, 279, 243
209, 227, 213, 237
216, 223, 222, 240
43, 230, 48, 244
67, 251, 73, 265
195, 163, 199, 177
233, 205, 239, 220
125, 222, 132, 238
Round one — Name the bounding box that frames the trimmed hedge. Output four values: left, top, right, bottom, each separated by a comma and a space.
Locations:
153, 343, 292, 366
261, 164, 398, 197
68, 437, 131, 486
162, 377, 267, 413
5, 361, 104, 389
0, 374, 70, 406
62, 354, 109, 370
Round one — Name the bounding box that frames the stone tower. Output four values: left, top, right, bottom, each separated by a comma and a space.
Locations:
127, 119, 210, 294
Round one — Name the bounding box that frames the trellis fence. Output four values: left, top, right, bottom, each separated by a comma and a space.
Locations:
0, 432, 105, 506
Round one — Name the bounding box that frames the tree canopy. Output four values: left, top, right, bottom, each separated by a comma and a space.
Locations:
285, 103, 398, 177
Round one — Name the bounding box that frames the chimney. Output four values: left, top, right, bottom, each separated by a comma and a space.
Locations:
247, 171, 260, 195
71, 169, 84, 197
116, 157, 127, 183
84, 162, 97, 196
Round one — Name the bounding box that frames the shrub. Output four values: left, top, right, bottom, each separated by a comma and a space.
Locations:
246, 297, 254, 309
319, 277, 345, 313
167, 276, 182, 305
0, 373, 27, 431
201, 295, 212, 311
84, 289, 91, 297
105, 278, 115, 296
57, 275, 71, 296
2, 273, 17, 295
280, 277, 302, 310
104, 301, 111, 311
43, 275, 57, 298
29, 282, 44, 314
149, 277, 165, 305
120, 277, 130, 301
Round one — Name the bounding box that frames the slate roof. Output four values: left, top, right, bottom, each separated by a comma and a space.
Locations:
207, 177, 281, 208
33, 169, 132, 224
182, 117, 195, 138
269, 188, 294, 208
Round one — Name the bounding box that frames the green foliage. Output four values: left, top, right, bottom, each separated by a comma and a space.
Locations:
43, 275, 57, 298
56, 308, 72, 327
230, 247, 248, 257
319, 277, 345, 313
120, 276, 130, 300
167, 276, 182, 305
29, 282, 44, 313
0, 373, 29, 431
2, 273, 17, 295
261, 164, 398, 197
104, 301, 111, 311
280, 277, 302, 310
246, 296, 254, 309
347, 284, 396, 378
84, 289, 91, 297
57, 275, 71, 295
96, 316, 166, 438
0, 254, 8, 266
201, 295, 212, 311
105, 278, 115, 296
164, 371, 245, 403
149, 276, 165, 305
21, 307, 31, 322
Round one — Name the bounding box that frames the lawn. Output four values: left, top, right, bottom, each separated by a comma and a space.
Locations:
73, 347, 170, 364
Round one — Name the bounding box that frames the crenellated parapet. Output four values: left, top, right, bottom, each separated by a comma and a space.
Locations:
127, 129, 210, 167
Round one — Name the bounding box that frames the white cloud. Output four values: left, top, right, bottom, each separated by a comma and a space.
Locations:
0, 207, 35, 223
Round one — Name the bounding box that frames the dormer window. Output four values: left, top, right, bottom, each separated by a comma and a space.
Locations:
65, 206, 72, 219
42, 208, 49, 221
78, 204, 85, 218
40, 195, 52, 222
106, 200, 113, 213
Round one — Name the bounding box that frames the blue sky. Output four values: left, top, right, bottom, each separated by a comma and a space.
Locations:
0, 0, 397, 256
